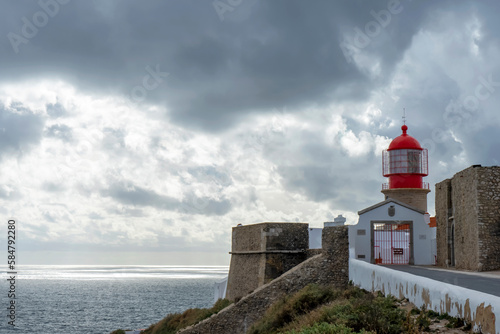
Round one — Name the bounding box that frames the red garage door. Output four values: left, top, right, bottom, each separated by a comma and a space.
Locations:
373, 223, 410, 265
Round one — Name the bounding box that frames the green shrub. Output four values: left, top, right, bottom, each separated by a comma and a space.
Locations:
409, 307, 420, 315
438, 312, 452, 320
249, 285, 406, 334
414, 310, 431, 331
335, 293, 404, 334
248, 284, 339, 334
283, 322, 369, 334
426, 309, 440, 318
446, 316, 465, 328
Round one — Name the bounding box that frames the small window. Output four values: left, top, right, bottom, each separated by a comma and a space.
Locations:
357, 254, 366, 259
357, 229, 366, 236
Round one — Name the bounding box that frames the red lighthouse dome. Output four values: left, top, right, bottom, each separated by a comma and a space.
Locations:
388, 125, 422, 150
382, 125, 428, 189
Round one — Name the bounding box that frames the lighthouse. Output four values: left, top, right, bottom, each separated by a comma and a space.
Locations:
350, 122, 435, 265
381, 124, 430, 211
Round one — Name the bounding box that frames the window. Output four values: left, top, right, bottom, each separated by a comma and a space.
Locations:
408, 150, 421, 173
388, 149, 422, 174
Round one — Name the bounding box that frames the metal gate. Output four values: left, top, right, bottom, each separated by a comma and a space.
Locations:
373, 223, 410, 265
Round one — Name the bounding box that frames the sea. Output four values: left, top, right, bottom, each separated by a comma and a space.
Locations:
0, 265, 229, 334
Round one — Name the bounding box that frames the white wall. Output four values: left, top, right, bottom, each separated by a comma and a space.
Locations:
214, 277, 228, 302
308, 228, 322, 249
349, 259, 500, 333
349, 201, 434, 265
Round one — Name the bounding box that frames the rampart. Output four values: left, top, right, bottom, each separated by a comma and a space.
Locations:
178, 226, 349, 334
225, 222, 309, 301
436, 165, 500, 271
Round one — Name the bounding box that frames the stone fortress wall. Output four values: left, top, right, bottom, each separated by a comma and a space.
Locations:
178, 226, 349, 334
225, 222, 309, 301
436, 165, 500, 271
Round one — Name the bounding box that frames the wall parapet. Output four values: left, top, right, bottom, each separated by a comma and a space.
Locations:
225, 222, 309, 301
349, 259, 500, 333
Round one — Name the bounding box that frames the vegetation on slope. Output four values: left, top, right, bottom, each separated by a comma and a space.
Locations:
248, 284, 471, 334
139, 298, 231, 334
248, 284, 407, 334
112, 284, 471, 334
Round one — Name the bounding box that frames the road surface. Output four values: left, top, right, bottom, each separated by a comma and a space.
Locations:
385, 265, 500, 297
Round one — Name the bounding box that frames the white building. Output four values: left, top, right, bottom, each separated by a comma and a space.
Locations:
349, 198, 435, 265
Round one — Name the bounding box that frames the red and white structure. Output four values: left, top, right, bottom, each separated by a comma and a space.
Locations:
349, 123, 435, 265
381, 124, 430, 212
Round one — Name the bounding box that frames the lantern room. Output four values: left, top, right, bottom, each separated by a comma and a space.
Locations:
382, 125, 428, 190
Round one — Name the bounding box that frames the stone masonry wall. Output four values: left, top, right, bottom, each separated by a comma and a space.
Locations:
262, 223, 309, 251
178, 226, 349, 334
451, 167, 479, 271
226, 254, 263, 300
264, 253, 308, 285
476, 167, 500, 271
436, 166, 500, 271
435, 179, 451, 267
226, 223, 309, 301
381, 188, 430, 212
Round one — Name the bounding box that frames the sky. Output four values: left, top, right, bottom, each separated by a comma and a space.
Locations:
1, 0, 500, 265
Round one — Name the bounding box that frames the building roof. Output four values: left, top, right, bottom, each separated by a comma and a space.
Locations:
357, 198, 426, 215
388, 125, 422, 151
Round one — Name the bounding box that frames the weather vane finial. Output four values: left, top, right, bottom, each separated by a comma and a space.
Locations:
402, 107, 406, 125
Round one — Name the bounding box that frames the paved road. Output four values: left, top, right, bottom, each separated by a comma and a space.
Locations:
385, 265, 500, 297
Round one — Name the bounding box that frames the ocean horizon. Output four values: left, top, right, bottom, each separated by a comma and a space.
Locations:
0, 265, 229, 334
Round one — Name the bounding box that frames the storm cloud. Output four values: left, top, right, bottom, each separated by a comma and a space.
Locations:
1, 0, 500, 264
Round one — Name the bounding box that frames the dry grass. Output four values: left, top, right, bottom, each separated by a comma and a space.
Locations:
138, 298, 231, 334
248, 284, 448, 334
